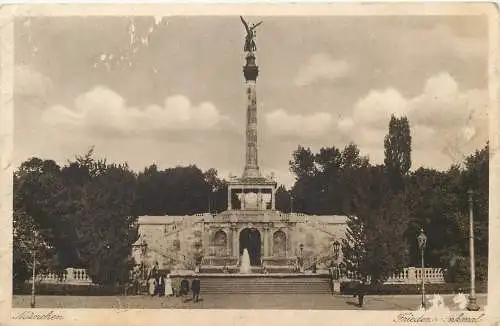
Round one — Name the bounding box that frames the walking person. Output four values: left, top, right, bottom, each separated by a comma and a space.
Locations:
148, 277, 156, 296
191, 277, 201, 303
179, 279, 190, 297
328, 266, 334, 295
165, 274, 174, 297
157, 274, 164, 297
356, 279, 367, 308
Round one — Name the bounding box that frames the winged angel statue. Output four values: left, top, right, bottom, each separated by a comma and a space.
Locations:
240, 16, 263, 52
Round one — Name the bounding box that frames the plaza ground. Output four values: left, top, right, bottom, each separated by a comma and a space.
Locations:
12, 293, 487, 310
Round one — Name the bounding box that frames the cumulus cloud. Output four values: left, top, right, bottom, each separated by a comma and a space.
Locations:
265, 109, 333, 139
294, 53, 351, 87
41, 86, 229, 137
352, 88, 409, 127
15, 65, 52, 97
346, 71, 488, 167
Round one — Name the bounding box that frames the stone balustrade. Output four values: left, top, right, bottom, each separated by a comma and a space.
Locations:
34, 266, 445, 286
35, 268, 92, 285
339, 267, 445, 284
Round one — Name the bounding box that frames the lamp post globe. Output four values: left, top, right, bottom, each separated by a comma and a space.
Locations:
417, 228, 427, 309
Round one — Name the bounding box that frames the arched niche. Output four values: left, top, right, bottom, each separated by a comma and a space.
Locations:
213, 230, 228, 257
272, 230, 287, 257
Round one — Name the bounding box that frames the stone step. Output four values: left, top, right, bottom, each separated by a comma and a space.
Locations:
177, 276, 332, 294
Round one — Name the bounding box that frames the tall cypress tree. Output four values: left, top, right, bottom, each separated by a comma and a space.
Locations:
384, 115, 412, 192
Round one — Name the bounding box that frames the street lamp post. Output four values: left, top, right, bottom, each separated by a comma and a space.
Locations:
30, 249, 36, 308
333, 241, 340, 280
417, 228, 427, 309
467, 189, 480, 311
299, 243, 304, 272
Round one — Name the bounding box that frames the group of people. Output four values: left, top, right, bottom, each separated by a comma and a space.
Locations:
148, 273, 174, 297
178, 277, 202, 302
147, 274, 201, 303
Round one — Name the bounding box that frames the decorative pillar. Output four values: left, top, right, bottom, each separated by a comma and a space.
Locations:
203, 225, 210, 255
228, 186, 232, 210
271, 187, 276, 210
232, 225, 239, 257
225, 228, 231, 256
242, 188, 246, 210
257, 188, 263, 210
242, 51, 261, 179
269, 229, 274, 257
264, 227, 270, 257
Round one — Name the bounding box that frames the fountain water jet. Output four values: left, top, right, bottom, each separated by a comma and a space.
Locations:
415, 293, 478, 312
240, 248, 252, 274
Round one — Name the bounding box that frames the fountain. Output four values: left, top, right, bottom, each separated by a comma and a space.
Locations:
453, 292, 468, 310
415, 293, 480, 312
240, 248, 252, 274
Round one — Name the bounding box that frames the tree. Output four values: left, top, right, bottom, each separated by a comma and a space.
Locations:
342, 166, 409, 284
13, 158, 69, 270
384, 115, 412, 191
289, 146, 317, 180
203, 168, 228, 213
135, 165, 213, 215
72, 163, 139, 285
342, 215, 367, 280
13, 209, 56, 288
275, 185, 291, 212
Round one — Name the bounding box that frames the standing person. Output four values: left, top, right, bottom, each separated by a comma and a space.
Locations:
157, 275, 164, 297
357, 279, 367, 308
165, 274, 174, 297
148, 277, 156, 296
191, 277, 201, 303
180, 279, 190, 297
328, 266, 334, 295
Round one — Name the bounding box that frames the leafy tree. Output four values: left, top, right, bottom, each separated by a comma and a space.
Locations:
384, 115, 412, 191
203, 168, 228, 213
71, 162, 139, 285
342, 165, 409, 284
275, 185, 291, 212
289, 146, 317, 180
342, 215, 367, 280
135, 165, 214, 215
13, 158, 70, 269
13, 210, 56, 288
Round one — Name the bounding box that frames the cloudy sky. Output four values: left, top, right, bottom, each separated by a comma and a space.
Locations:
14, 15, 489, 187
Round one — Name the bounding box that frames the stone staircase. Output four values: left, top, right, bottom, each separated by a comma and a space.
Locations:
178, 276, 332, 294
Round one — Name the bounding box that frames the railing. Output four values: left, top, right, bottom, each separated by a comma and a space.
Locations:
338, 267, 445, 284
35, 268, 92, 285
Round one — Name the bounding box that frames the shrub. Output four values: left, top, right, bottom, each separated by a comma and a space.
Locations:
340, 281, 487, 295
13, 283, 137, 296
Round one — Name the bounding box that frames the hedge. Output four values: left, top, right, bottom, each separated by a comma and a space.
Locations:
13, 283, 138, 296
340, 281, 488, 295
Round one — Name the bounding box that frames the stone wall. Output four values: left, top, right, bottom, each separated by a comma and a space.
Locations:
134, 213, 348, 271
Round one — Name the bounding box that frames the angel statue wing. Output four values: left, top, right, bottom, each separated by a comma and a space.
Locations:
252, 21, 263, 30
240, 16, 250, 34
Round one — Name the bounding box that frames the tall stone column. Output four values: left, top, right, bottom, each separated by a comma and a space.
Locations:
242, 52, 260, 179
271, 187, 276, 210
227, 185, 232, 210
231, 225, 239, 257
263, 227, 269, 257
269, 229, 274, 257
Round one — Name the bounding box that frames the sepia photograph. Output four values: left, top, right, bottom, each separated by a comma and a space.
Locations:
3, 4, 496, 319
